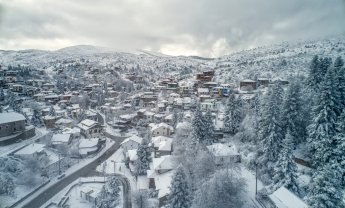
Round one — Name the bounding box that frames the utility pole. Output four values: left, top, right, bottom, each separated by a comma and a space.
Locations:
58, 153, 61, 175
111, 160, 116, 175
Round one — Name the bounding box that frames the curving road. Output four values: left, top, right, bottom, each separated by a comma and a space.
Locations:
20, 136, 132, 208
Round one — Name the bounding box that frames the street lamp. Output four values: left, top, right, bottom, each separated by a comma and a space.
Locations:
58, 153, 62, 175
111, 160, 116, 175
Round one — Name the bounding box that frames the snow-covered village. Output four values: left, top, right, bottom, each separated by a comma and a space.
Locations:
0, 1, 345, 208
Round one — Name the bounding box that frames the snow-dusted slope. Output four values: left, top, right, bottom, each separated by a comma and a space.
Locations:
1, 37, 344, 81
211, 37, 345, 83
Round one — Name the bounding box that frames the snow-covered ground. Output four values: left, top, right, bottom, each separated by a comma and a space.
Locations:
41, 177, 122, 208
240, 165, 264, 208
96, 147, 137, 192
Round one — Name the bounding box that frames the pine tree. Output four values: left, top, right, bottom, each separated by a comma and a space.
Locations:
307, 67, 341, 167
308, 163, 344, 208
202, 110, 215, 145
96, 176, 121, 208
223, 93, 243, 134
191, 104, 205, 144
334, 56, 345, 108
135, 139, 151, 176
335, 109, 345, 173
172, 110, 179, 129
31, 108, 43, 127
0, 88, 4, 101
168, 165, 192, 208
272, 130, 299, 194
258, 83, 284, 164
282, 80, 305, 144
48, 106, 56, 117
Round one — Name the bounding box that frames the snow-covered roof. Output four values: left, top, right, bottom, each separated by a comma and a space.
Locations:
52, 133, 71, 144
153, 155, 175, 171
14, 143, 45, 155
268, 186, 308, 208
78, 119, 100, 130
155, 170, 175, 199
152, 136, 173, 151
127, 149, 138, 161
0, 112, 26, 124
197, 88, 209, 93
176, 121, 191, 130
56, 118, 73, 124
207, 143, 239, 157
149, 122, 173, 131
79, 138, 99, 148
158, 140, 173, 151
241, 79, 256, 83
121, 135, 143, 145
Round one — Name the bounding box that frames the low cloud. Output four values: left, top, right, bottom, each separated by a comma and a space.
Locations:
0, 0, 344, 57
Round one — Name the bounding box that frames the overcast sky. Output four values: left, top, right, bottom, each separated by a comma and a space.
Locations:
0, 0, 344, 57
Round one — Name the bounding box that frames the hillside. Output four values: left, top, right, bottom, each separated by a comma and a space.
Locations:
1, 37, 345, 82
210, 37, 345, 83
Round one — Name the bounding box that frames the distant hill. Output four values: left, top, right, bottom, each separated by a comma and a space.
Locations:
1, 37, 344, 82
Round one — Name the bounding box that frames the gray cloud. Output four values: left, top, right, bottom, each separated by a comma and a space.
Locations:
0, 0, 344, 57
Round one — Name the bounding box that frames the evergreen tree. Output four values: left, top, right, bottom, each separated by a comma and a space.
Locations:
307, 67, 341, 167
272, 130, 299, 194
202, 110, 215, 145
308, 163, 344, 208
334, 56, 345, 108
307, 56, 332, 92
282, 80, 305, 144
31, 108, 43, 127
135, 139, 151, 176
172, 110, 179, 129
190, 104, 205, 144
96, 176, 121, 208
258, 83, 284, 164
168, 165, 192, 208
0, 88, 4, 101
48, 106, 56, 117
335, 110, 345, 173
223, 93, 243, 134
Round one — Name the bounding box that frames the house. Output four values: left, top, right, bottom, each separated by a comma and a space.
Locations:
55, 118, 74, 128
43, 115, 58, 128
79, 138, 102, 156
207, 143, 241, 164
80, 186, 103, 204
14, 143, 46, 159
200, 99, 219, 112
77, 119, 104, 138
152, 136, 173, 158
197, 88, 210, 96
147, 155, 176, 207
268, 186, 308, 208
203, 81, 218, 89
33, 93, 45, 102
240, 79, 257, 91
257, 78, 270, 87
51, 133, 72, 146
0, 112, 26, 138
149, 123, 173, 136
120, 135, 143, 152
